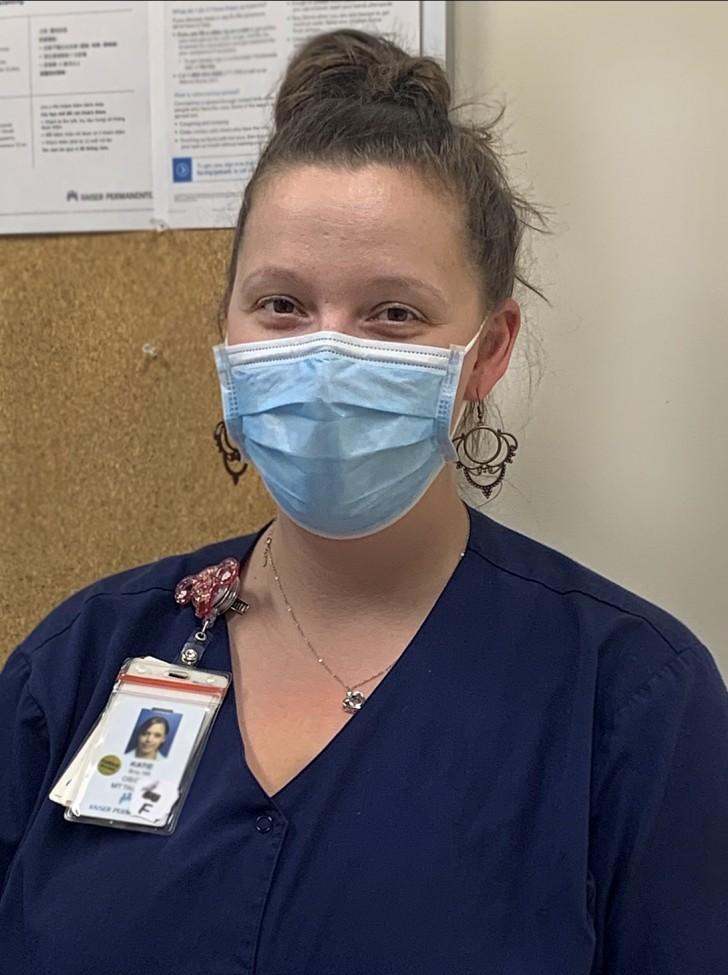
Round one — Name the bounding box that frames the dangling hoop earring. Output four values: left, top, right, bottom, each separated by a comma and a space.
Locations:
214, 421, 248, 485
452, 403, 518, 500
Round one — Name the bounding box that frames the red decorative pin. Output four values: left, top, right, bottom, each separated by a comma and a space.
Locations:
174, 558, 247, 620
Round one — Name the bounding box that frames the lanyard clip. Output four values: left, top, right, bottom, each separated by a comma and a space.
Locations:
177, 619, 213, 667
174, 558, 249, 667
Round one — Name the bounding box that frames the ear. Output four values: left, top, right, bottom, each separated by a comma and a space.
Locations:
463, 298, 521, 401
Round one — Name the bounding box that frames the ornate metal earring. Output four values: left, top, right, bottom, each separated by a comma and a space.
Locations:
452, 403, 518, 500
214, 421, 248, 485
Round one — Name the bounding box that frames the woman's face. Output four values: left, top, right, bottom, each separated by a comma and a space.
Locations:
137, 721, 167, 758
227, 164, 519, 408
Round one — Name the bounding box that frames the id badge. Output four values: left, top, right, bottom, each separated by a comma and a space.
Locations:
51, 657, 229, 834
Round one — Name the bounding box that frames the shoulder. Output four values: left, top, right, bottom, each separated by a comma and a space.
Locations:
464, 507, 722, 722
16, 530, 261, 657
465, 506, 696, 650
5, 529, 263, 732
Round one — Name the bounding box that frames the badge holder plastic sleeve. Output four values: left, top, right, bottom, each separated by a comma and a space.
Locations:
56, 657, 230, 835
50, 557, 246, 835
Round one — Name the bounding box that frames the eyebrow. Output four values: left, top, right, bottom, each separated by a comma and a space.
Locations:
365, 274, 448, 306
238, 267, 311, 294
238, 267, 448, 306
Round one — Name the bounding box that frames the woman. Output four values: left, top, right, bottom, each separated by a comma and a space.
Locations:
1, 29, 727, 975
130, 716, 169, 761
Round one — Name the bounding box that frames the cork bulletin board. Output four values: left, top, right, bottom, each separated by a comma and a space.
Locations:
0, 229, 275, 662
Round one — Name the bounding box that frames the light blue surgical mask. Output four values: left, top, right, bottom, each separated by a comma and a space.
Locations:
213, 327, 482, 539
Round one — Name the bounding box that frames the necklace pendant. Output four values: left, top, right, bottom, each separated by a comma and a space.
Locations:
343, 690, 366, 714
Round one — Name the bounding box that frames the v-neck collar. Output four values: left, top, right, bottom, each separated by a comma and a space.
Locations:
202, 511, 477, 808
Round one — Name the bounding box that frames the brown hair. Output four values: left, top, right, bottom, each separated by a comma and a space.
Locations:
224, 29, 544, 314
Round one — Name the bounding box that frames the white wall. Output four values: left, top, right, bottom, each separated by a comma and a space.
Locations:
453, 1, 728, 669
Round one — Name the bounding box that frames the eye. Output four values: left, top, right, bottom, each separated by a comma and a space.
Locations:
258, 296, 298, 315
372, 305, 421, 324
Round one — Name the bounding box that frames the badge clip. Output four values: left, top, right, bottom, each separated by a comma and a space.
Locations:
173, 558, 249, 667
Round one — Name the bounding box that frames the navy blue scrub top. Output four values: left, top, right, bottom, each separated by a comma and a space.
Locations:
1, 508, 727, 975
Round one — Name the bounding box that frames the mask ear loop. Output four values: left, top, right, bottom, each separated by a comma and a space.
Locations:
436, 320, 488, 456
447, 319, 488, 435
461, 319, 487, 356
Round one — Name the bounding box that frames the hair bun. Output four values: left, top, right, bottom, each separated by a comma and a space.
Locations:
274, 29, 451, 131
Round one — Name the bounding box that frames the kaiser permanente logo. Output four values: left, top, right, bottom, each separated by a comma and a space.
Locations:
66, 189, 153, 202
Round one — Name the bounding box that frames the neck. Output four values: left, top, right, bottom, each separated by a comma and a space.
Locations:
260, 468, 470, 621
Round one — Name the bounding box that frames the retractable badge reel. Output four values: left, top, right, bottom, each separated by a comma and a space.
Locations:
50, 559, 249, 835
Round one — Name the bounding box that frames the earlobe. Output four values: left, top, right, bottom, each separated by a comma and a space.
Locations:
464, 298, 521, 402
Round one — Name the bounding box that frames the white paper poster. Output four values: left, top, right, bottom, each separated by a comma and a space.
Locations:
0, 1, 433, 234
150, 0, 290, 232
0, 0, 153, 233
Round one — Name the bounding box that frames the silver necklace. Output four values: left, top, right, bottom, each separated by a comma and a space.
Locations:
262, 531, 468, 714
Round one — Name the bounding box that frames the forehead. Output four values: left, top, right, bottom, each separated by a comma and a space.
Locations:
238, 164, 475, 291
